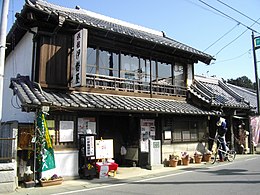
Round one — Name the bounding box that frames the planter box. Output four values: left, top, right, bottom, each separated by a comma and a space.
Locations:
40, 178, 63, 187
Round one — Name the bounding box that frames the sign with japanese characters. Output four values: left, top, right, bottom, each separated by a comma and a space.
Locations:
72, 29, 87, 87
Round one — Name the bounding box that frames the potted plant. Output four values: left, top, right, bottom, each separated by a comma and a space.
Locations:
194, 151, 203, 163
181, 152, 190, 165
40, 174, 63, 187
169, 153, 179, 167
203, 149, 212, 162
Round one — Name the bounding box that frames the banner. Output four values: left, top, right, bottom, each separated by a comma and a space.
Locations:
37, 112, 56, 172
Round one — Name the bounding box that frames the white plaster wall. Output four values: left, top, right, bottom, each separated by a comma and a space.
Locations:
2, 31, 35, 123
162, 143, 198, 162
42, 150, 79, 178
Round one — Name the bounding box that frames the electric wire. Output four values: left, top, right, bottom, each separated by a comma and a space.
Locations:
203, 23, 240, 52
212, 49, 251, 64
214, 17, 260, 57
198, 0, 259, 34
216, 0, 260, 26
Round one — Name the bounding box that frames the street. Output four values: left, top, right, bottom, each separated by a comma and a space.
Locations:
48, 155, 260, 195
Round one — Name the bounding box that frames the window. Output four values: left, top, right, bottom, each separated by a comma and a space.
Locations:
121, 54, 139, 80
173, 63, 185, 87
162, 117, 206, 142
99, 50, 119, 77
151, 60, 157, 82
157, 62, 172, 85
87, 47, 96, 74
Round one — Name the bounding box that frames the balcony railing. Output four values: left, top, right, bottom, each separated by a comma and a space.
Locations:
0, 137, 16, 162
86, 74, 187, 96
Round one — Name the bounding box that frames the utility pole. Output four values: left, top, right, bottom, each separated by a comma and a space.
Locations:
252, 31, 260, 114
251, 31, 260, 154
0, 0, 10, 127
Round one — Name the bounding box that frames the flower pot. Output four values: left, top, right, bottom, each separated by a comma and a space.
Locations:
194, 156, 202, 163
203, 154, 211, 162
169, 159, 178, 167
40, 178, 63, 187
182, 157, 189, 165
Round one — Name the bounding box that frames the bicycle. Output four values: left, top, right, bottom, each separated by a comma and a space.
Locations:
208, 136, 236, 164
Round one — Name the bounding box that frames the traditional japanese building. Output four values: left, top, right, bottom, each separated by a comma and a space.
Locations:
0, 0, 254, 190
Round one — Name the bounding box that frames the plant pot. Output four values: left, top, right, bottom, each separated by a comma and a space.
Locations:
203, 154, 211, 162
40, 178, 63, 187
194, 156, 203, 163
169, 159, 178, 167
182, 157, 189, 165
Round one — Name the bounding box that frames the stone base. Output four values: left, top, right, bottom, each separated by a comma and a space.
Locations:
0, 182, 17, 193
146, 164, 164, 170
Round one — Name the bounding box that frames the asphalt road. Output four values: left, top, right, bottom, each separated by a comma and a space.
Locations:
8, 155, 260, 195
52, 155, 260, 195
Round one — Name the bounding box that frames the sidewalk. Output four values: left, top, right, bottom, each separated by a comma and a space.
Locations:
5, 154, 256, 195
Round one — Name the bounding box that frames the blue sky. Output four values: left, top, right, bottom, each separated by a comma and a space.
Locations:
3, 0, 260, 81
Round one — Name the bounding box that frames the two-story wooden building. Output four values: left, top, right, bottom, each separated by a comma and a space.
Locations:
3, 0, 237, 180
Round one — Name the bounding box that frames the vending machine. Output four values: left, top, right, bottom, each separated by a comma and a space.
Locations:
78, 134, 97, 179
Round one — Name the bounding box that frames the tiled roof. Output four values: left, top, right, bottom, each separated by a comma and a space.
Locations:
21, 0, 213, 64
189, 76, 251, 109
227, 83, 257, 112
10, 75, 216, 115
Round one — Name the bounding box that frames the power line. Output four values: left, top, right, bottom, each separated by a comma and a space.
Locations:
214, 17, 260, 57
198, 0, 259, 34
212, 49, 251, 64
216, 0, 260, 26
203, 23, 240, 52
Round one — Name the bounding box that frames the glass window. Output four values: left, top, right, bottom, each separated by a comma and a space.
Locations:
99, 50, 110, 76
158, 62, 172, 85
162, 117, 206, 143
121, 54, 139, 80
86, 47, 96, 74
151, 60, 156, 82
99, 50, 119, 77
139, 59, 150, 83
173, 63, 185, 87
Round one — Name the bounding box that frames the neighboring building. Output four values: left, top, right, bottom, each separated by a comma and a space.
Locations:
188, 75, 254, 153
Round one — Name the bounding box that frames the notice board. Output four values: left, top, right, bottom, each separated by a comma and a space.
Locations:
95, 139, 114, 159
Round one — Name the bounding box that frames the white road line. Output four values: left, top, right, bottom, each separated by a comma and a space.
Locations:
51, 171, 193, 195
51, 156, 258, 195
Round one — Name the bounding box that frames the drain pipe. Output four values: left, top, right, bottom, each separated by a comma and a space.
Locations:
0, 0, 10, 126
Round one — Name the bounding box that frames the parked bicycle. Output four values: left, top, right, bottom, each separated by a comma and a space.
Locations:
208, 136, 236, 164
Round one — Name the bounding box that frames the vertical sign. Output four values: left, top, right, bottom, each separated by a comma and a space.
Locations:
72, 29, 87, 87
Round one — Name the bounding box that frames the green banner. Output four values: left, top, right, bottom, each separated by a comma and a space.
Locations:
37, 112, 56, 172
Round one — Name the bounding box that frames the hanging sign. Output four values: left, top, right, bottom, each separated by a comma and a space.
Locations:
72, 29, 87, 87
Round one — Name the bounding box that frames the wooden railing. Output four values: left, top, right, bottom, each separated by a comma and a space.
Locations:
86, 74, 187, 96
0, 137, 16, 162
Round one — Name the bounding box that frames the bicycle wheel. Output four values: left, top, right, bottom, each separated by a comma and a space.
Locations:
227, 150, 236, 162
210, 142, 218, 164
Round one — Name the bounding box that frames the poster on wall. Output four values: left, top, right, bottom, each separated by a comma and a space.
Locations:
46, 120, 55, 137
59, 121, 74, 142
140, 119, 156, 153
95, 139, 114, 159
250, 116, 260, 146
78, 117, 96, 134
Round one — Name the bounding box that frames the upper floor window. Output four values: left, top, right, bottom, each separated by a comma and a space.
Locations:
84, 46, 187, 95
121, 54, 139, 80
87, 47, 96, 74
173, 63, 185, 87
99, 50, 119, 77
158, 62, 172, 85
